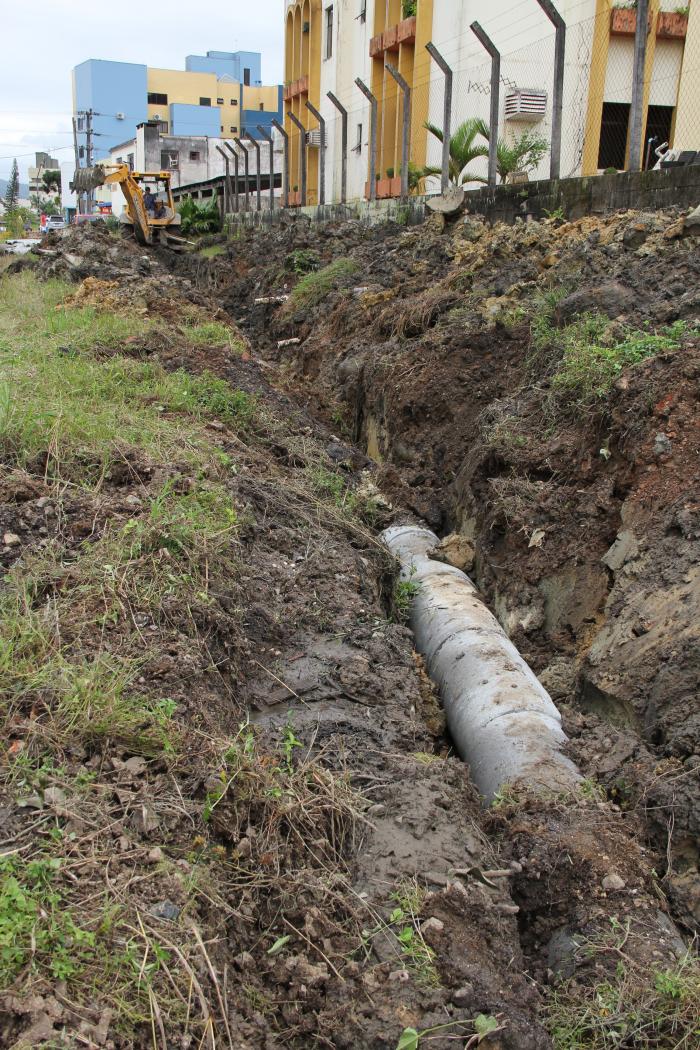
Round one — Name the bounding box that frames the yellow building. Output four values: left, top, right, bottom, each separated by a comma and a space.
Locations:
283, 0, 698, 205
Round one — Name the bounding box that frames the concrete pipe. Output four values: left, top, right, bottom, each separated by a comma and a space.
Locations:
382, 525, 581, 801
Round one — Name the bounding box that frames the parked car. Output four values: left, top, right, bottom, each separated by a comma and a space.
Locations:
44, 215, 66, 232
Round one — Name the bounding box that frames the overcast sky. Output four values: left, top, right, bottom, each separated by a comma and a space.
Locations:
0, 0, 284, 182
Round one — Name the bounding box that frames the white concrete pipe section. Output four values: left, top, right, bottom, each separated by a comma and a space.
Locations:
383, 525, 581, 801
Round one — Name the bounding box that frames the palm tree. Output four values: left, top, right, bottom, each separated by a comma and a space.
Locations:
486, 129, 549, 183
423, 118, 490, 186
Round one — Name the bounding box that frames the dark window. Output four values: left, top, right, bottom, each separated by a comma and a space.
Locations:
354, 123, 363, 153
360, 0, 366, 22
148, 92, 168, 105
243, 68, 251, 86
217, 97, 224, 105
643, 104, 674, 167
598, 102, 630, 170
325, 5, 334, 59
199, 97, 211, 106
259, 102, 265, 111
161, 150, 179, 169
189, 151, 200, 161
231, 98, 238, 105
127, 153, 134, 170
158, 120, 169, 133
230, 125, 238, 133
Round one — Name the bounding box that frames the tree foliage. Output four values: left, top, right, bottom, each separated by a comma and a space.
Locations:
423, 120, 549, 187
41, 170, 61, 193
177, 195, 222, 235
3, 159, 20, 214
422, 118, 490, 186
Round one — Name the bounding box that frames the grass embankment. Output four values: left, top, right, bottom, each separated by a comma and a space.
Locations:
0, 272, 365, 1043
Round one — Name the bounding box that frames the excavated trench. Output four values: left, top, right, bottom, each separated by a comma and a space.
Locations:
159, 214, 700, 1040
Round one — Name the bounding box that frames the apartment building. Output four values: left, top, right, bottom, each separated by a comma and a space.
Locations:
284, 0, 698, 204
28, 152, 60, 196
72, 50, 283, 164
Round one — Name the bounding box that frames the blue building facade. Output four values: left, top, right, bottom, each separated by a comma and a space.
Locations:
72, 59, 148, 162
185, 50, 262, 86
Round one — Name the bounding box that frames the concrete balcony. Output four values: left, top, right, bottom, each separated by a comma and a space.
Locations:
369, 17, 416, 58
657, 11, 688, 37
283, 75, 309, 101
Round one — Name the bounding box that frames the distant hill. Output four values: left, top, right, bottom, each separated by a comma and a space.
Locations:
0, 177, 30, 200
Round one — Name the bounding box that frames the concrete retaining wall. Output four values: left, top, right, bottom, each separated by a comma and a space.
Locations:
222, 166, 699, 232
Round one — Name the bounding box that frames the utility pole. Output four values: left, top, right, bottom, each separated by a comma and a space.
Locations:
85, 109, 94, 213
72, 116, 83, 215
628, 0, 650, 171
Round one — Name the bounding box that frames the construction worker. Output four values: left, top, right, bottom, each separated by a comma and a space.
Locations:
143, 186, 156, 215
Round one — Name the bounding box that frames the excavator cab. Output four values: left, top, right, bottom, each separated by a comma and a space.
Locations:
70, 164, 184, 248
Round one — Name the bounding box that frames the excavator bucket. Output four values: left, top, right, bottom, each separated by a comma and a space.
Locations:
70, 166, 108, 193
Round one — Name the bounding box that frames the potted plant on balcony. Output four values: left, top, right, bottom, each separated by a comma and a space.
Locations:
398, 0, 417, 44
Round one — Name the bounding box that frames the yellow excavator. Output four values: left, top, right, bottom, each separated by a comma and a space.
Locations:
70, 164, 185, 248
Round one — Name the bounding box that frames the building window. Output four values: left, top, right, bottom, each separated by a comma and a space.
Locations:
161, 150, 179, 169
158, 121, 169, 133
217, 97, 224, 105
325, 5, 334, 59
230, 125, 238, 133
354, 123, 363, 153
199, 97, 211, 106
643, 104, 674, 168
259, 102, 265, 111
148, 92, 168, 105
360, 0, 366, 22
231, 99, 238, 106
598, 102, 630, 170
127, 153, 134, 170
243, 68, 251, 86
189, 151, 201, 161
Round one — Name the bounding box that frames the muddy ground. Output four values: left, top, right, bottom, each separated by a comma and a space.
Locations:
0, 216, 697, 1049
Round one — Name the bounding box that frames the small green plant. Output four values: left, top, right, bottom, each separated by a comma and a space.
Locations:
0, 855, 97, 985
397, 1015, 501, 1049
386, 166, 395, 179
393, 571, 419, 623
543, 205, 566, 222
402, 0, 417, 17
282, 716, 303, 772
284, 248, 320, 275
182, 320, 243, 350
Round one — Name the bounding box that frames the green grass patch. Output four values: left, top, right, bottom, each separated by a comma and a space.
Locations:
287, 258, 358, 310
527, 288, 696, 410
548, 947, 700, 1049
0, 273, 253, 482
183, 320, 243, 349
0, 854, 97, 986
197, 244, 226, 259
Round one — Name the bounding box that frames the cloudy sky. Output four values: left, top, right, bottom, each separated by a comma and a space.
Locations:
0, 0, 284, 182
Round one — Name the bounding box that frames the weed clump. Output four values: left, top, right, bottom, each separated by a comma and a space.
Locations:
286, 258, 358, 310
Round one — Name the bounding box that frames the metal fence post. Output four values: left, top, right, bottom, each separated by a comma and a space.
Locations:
257, 125, 276, 212
535, 0, 566, 180
470, 22, 501, 188
234, 137, 250, 211
244, 131, 262, 212
327, 91, 348, 204
425, 43, 453, 192
628, 0, 650, 171
305, 100, 326, 206
271, 119, 289, 208
385, 63, 411, 198
215, 145, 232, 216
287, 111, 308, 206
224, 142, 240, 213
355, 78, 378, 202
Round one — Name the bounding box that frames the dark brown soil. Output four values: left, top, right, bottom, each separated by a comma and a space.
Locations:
2, 214, 697, 1049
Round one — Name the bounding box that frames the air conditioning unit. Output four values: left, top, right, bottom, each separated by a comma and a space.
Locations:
504, 89, 547, 122
116, 112, 125, 120
306, 129, 323, 148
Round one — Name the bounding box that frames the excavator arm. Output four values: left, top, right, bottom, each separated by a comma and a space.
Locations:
70, 164, 181, 247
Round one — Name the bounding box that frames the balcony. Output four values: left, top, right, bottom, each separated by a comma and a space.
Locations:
283, 75, 309, 101
610, 7, 652, 35
657, 10, 688, 37
369, 16, 416, 57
